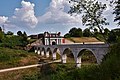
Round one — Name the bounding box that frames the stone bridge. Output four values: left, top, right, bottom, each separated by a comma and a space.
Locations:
34, 43, 109, 68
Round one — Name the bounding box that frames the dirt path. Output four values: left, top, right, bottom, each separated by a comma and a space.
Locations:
0, 59, 61, 73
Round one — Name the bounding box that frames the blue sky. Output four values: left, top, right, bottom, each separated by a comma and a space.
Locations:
0, 0, 50, 16
0, 0, 118, 35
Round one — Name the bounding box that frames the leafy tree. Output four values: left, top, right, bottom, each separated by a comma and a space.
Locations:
93, 28, 99, 36
6, 31, 13, 35
83, 28, 91, 37
104, 28, 110, 36
17, 31, 22, 36
103, 28, 110, 40
64, 33, 71, 38
0, 27, 2, 32
69, 27, 83, 37
94, 28, 98, 33
0, 32, 4, 42
69, 0, 109, 41
75, 28, 83, 37
113, 0, 120, 26
69, 27, 77, 37
22, 31, 27, 40
22, 31, 28, 45
108, 30, 117, 43
23, 31, 27, 37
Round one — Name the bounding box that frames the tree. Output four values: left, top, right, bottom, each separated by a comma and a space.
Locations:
83, 28, 91, 37
64, 33, 71, 38
93, 28, 99, 36
0, 27, 2, 32
23, 31, 27, 37
108, 30, 117, 43
69, 27, 83, 37
113, 0, 120, 26
69, 0, 109, 41
17, 31, 22, 36
104, 28, 110, 36
6, 31, 13, 35
22, 31, 28, 42
0, 32, 4, 42
69, 27, 77, 37
94, 28, 98, 33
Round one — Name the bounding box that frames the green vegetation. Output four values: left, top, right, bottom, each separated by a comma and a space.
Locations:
0, 47, 38, 69
64, 27, 120, 43
113, 0, 120, 26
0, 30, 29, 49
0, 68, 38, 80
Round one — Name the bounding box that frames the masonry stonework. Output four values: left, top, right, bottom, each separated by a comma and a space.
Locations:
34, 44, 109, 68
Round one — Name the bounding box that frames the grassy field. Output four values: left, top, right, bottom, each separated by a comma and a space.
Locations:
0, 47, 38, 69
0, 67, 38, 80
0, 46, 98, 80
66, 37, 101, 43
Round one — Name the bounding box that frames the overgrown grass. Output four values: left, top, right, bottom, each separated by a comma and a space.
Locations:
0, 67, 38, 80
0, 47, 38, 69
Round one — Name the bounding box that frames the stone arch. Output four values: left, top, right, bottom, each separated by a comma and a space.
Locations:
41, 47, 46, 56
46, 47, 53, 58
62, 48, 75, 64
37, 47, 41, 55
34, 46, 38, 53
52, 48, 61, 60
76, 48, 98, 68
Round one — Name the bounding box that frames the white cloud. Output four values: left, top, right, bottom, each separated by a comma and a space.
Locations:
0, 0, 117, 35
10, 1, 38, 28
0, 16, 8, 25
38, 0, 82, 25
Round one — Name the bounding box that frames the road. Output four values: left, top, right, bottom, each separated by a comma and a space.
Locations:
0, 59, 61, 73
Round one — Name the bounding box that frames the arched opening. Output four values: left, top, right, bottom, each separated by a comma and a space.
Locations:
77, 49, 97, 67
53, 48, 61, 60
52, 41, 56, 45
41, 47, 46, 56
46, 48, 52, 59
34, 47, 38, 53
37, 47, 41, 55
62, 48, 75, 66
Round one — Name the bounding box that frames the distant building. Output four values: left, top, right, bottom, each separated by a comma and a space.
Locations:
43, 32, 65, 45
29, 32, 66, 45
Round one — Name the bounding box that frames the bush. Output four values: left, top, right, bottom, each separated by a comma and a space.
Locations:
0, 36, 28, 49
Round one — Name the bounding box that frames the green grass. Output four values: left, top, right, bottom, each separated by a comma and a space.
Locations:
0, 67, 38, 80
0, 47, 38, 69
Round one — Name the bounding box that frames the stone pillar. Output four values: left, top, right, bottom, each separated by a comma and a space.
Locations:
37, 50, 40, 55
46, 51, 50, 58
41, 51, 44, 56
35, 49, 37, 53
61, 54, 67, 63
76, 56, 81, 68
52, 53, 56, 60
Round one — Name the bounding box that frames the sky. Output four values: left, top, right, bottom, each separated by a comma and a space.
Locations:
0, 0, 118, 35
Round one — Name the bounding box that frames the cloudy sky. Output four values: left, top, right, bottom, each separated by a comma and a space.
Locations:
0, 0, 118, 35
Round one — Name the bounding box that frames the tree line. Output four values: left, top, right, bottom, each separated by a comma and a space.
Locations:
64, 27, 120, 43
0, 27, 28, 49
